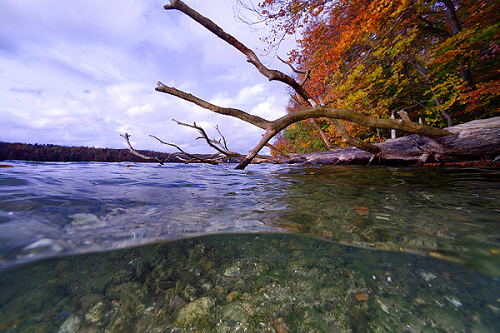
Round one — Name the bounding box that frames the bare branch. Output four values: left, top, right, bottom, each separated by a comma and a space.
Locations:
150, 120, 277, 166
156, 82, 271, 130
277, 55, 306, 75
214, 125, 229, 151
120, 133, 164, 165
163, 0, 314, 104
149, 134, 221, 164
171, 119, 240, 158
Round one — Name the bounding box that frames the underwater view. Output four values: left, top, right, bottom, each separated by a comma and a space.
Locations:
0, 161, 499, 332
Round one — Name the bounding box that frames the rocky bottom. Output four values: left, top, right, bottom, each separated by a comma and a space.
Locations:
0, 233, 499, 332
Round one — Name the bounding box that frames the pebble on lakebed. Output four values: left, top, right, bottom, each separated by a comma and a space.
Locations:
0, 233, 498, 332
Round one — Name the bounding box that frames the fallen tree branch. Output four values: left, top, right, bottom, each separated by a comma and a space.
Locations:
171, 119, 241, 159
155, 84, 271, 130
124, 119, 278, 166
156, 82, 450, 138
120, 133, 164, 165
164, 0, 313, 103
214, 125, 228, 151
149, 134, 222, 164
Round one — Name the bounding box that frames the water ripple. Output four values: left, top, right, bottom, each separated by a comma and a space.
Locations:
0, 161, 499, 274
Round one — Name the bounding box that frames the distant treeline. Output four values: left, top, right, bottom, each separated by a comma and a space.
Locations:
0, 142, 200, 163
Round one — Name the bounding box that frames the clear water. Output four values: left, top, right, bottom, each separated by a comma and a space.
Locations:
0, 161, 499, 331
1, 161, 499, 273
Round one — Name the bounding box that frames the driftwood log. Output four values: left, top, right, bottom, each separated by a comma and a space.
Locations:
281, 117, 500, 166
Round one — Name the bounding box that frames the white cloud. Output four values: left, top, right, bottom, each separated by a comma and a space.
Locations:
235, 84, 266, 105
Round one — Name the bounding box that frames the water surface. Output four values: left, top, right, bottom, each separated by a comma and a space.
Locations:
0, 161, 498, 273
0, 161, 499, 331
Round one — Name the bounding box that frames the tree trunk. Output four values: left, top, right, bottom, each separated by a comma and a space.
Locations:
405, 53, 453, 127
441, 0, 475, 91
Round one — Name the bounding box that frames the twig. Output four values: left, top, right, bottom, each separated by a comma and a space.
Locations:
149, 134, 221, 164
214, 125, 229, 151
277, 55, 306, 75
120, 133, 163, 165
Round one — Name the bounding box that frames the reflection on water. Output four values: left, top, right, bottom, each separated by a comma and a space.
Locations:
0, 234, 499, 332
0, 161, 498, 274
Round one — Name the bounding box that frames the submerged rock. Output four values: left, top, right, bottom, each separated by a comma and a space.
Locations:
59, 315, 81, 333
85, 301, 105, 324
175, 297, 215, 327
224, 265, 240, 278
168, 294, 186, 310
71, 213, 99, 226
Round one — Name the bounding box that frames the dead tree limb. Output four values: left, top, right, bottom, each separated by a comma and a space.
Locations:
214, 125, 229, 151
164, 0, 312, 102
156, 82, 450, 138
149, 134, 222, 164
171, 119, 240, 158
144, 120, 278, 166
162, 0, 360, 154
155, 84, 271, 130
120, 133, 164, 164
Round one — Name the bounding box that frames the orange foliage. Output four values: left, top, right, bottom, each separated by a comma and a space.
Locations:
258, 0, 500, 152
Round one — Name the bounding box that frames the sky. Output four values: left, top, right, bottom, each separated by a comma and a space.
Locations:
0, 0, 296, 155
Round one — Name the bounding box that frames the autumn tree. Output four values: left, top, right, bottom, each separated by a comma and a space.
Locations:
256, 0, 499, 153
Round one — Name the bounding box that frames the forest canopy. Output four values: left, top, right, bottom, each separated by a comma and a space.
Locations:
255, 0, 499, 154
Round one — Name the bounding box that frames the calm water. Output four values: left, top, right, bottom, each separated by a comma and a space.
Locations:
0, 161, 499, 331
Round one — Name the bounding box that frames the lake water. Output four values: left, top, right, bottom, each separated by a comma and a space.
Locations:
0, 161, 499, 331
